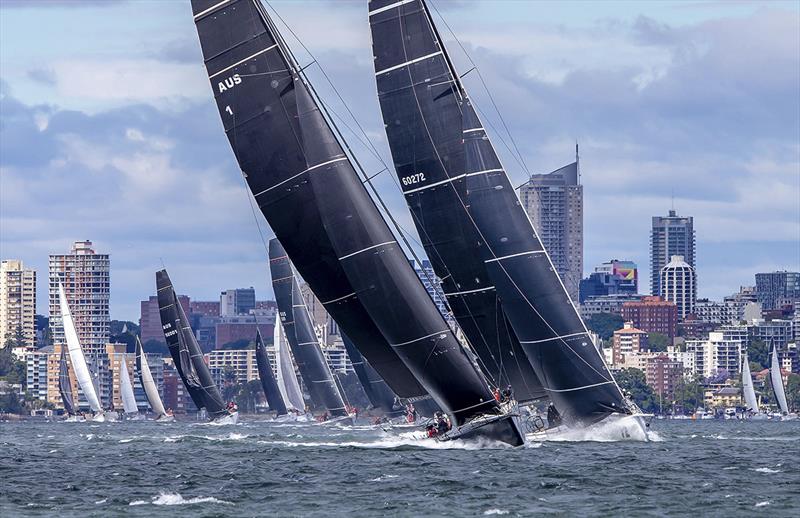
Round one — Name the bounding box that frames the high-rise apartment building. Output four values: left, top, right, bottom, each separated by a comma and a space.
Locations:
621, 296, 678, 339
0, 259, 37, 350
220, 287, 256, 316
49, 241, 110, 356
139, 294, 190, 345
519, 157, 583, 301
660, 255, 697, 320
410, 259, 451, 323
650, 210, 695, 296
612, 321, 649, 365
579, 259, 638, 302
754, 271, 800, 310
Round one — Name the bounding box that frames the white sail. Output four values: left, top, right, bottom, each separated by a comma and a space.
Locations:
59, 282, 103, 414
274, 320, 305, 412
136, 339, 167, 417
118, 354, 139, 415
770, 347, 789, 414
741, 351, 759, 413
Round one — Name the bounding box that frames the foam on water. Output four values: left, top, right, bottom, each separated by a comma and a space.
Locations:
483, 509, 510, 515
752, 467, 782, 473
530, 415, 656, 443
129, 492, 233, 506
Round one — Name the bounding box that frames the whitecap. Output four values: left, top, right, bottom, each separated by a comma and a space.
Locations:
48, 449, 57, 454
369, 474, 399, 482
119, 438, 134, 443
755, 501, 770, 507
95, 499, 107, 504
129, 500, 147, 506
484, 509, 509, 515
752, 467, 782, 474
152, 492, 233, 506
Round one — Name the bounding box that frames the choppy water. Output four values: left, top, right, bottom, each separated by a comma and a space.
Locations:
1, 418, 798, 516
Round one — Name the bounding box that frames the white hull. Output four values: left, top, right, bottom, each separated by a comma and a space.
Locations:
91, 413, 107, 423
155, 414, 175, 423
529, 413, 653, 442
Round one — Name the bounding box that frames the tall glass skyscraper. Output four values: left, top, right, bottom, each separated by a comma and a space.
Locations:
519, 156, 583, 302
650, 210, 695, 296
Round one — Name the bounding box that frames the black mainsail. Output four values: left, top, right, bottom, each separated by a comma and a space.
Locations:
269, 238, 349, 417
156, 269, 228, 419
58, 346, 76, 416
191, 0, 519, 442
342, 333, 401, 416
368, 0, 545, 405
255, 328, 288, 416
370, 0, 629, 425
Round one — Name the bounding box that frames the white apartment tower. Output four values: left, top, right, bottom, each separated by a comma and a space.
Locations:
660, 255, 697, 320
49, 241, 110, 356
0, 259, 37, 350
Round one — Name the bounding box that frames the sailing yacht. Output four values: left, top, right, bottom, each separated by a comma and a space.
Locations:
57, 346, 83, 422
769, 347, 797, 420
58, 282, 105, 422
135, 337, 173, 422
369, 0, 649, 440
190, 0, 524, 445
117, 353, 141, 420
273, 319, 309, 421
254, 328, 289, 418
740, 350, 768, 420
156, 270, 238, 424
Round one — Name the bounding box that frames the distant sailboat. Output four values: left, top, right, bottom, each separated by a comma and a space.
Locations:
58, 282, 104, 421
741, 351, 767, 420
135, 337, 172, 421
342, 333, 402, 417
274, 319, 306, 414
156, 270, 238, 424
58, 346, 79, 421
769, 347, 796, 420
118, 353, 140, 419
255, 328, 288, 417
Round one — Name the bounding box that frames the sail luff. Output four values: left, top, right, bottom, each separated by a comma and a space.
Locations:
770, 347, 789, 414
741, 351, 759, 413
58, 282, 103, 414
135, 337, 167, 417
58, 346, 76, 415
118, 353, 139, 415
190, 0, 505, 427
274, 319, 306, 412
370, 0, 628, 424
255, 328, 288, 416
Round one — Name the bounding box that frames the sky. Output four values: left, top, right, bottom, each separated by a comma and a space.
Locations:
1, 0, 798, 321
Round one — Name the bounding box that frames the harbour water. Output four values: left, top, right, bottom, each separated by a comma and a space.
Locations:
1, 419, 798, 516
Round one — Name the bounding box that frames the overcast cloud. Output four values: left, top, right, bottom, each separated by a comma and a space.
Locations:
0, 1, 798, 320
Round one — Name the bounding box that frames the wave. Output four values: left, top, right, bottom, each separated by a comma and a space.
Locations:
484, 510, 510, 516
755, 501, 770, 507
163, 433, 249, 443
530, 415, 657, 443
129, 492, 233, 506
752, 467, 782, 473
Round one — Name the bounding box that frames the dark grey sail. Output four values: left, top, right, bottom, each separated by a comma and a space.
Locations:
58, 347, 76, 416
191, 0, 520, 442
370, 0, 629, 425
255, 328, 288, 416
269, 239, 349, 417
342, 333, 401, 416
157, 270, 205, 409
369, 0, 545, 405
157, 269, 228, 418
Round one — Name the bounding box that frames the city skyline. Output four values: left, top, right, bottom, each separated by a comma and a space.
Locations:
1, 1, 798, 320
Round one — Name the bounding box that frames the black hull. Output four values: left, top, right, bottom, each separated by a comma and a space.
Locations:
439, 413, 525, 447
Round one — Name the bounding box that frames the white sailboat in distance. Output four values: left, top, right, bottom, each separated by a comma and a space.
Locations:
58, 282, 104, 421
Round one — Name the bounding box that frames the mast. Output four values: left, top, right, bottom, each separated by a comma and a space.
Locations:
770, 347, 789, 415
58, 282, 103, 414
741, 350, 759, 413
255, 328, 288, 416
190, 0, 508, 429
368, 0, 545, 405
274, 319, 306, 412
342, 333, 400, 416
118, 354, 139, 415
135, 336, 167, 417
269, 238, 348, 417
370, 0, 629, 425
58, 346, 76, 416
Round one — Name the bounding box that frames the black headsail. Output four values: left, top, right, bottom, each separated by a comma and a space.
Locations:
369, 0, 545, 405
255, 328, 288, 416
269, 238, 348, 417
157, 269, 228, 418
58, 346, 76, 416
342, 333, 401, 416
370, 0, 629, 425
190, 0, 510, 433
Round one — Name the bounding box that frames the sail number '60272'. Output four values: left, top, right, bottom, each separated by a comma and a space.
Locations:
402, 173, 426, 186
